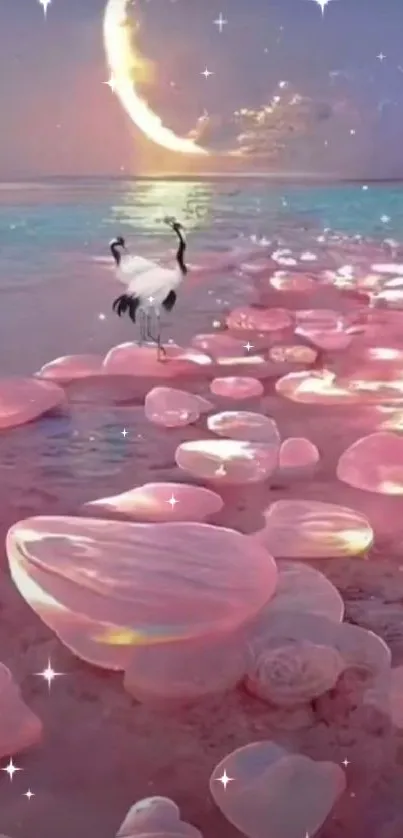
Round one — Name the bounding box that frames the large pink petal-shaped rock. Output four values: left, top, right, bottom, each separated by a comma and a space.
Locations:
124, 632, 247, 703
207, 411, 281, 444
210, 376, 264, 400
82, 482, 223, 523
210, 742, 346, 838
7, 517, 277, 669
337, 432, 403, 495
0, 664, 42, 758
277, 437, 320, 479
36, 354, 104, 384
276, 370, 361, 405
257, 500, 373, 558
247, 611, 391, 680
245, 641, 344, 706
269, 345, 317, 365
144, 387, 212, 428
226, 307, 293, 333
267, 561, 344, 622
191, 333, 246, 360
0, 377, 65, 429
176, 439, 279, 484
103, 343, 213, 379
117, 797, 202, 838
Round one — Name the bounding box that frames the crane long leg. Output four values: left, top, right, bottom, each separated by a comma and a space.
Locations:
138, 310, 146, 345
146, 311, 166, 361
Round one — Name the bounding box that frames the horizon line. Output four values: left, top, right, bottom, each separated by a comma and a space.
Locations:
1, 173, 403, 184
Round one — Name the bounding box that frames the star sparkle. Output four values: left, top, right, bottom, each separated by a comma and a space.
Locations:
24, 790, 35, 800
104, 76, 117, 93
201, 67, 214, 79
310, 0, 334, 15
121, 428, 128, 437
216, 770, 234, 789
377, 52, 386, 61
36, 659, 63, 689
214, 13, 227, 33
167, 495, 178, 508
2, 759, 22, 781
38, 0, 52, 17
244, 342, 254, 352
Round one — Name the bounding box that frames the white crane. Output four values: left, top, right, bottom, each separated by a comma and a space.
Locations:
110, 217, 188, 360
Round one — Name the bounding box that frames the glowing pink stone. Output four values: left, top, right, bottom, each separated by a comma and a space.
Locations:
124, 632, 247, 703
176, 439, 280, 484
82, 482, 223, 523
116, 797, 203, 838
269, 345, 317, 364
226, 306, 293, 332
276, 370, 360, 405
337, 431, 403, 494
144, 386, 213, 428
295, 309, 343, 331
295, 328, 353, 351
103, 343, 213, 379
210, 741, 346, 838
270, 273, 316, 292
36, 354, 104, 383
0, 664, 42, 759
210, 377, 264, 400
191, 333, 246, 359
6, 517, 276, 669
245, 641, 344, 706
207, 411, 281, 444
278, 437, 320, 478
257, 500, 373, 558
0, 377, 65, 429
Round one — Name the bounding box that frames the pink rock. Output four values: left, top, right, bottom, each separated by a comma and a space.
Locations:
64, 374, 144, 405
276, 370, 361, 405
295, 309, 343, 331
226, 306, 293, 333
247, 611, 391, 680
209, 376, 264, 400
0, 664, 42, 758
6, 517, 277, 669
82, 482, 224, 523
245, 641, 344, 706
266, 560, 344, 622
175, 439, 280, 484
270, 273, 316, 292
257, 500, 373, 558
124, 631, 247, 702
0, 377, 65, 429
210, 741, 346, 838
295, 328, 353, 351
103, 343, 213, 379
116, 797, 203, 838
278, 437, 320, 478
337, 431, 403, 494
364, 666, 403, 729
36, 354, 104, 383
191, 333, 246, 360
144, 387, 213, 428
207, 411, 281, 445
269, 345, 317, 364
240, 258, 274, 276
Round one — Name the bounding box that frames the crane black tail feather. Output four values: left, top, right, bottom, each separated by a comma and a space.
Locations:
112, 294, 140, 323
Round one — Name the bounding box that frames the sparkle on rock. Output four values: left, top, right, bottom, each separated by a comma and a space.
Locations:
2, 759, 22, 781
35, 658, 63, 689
167, 495, 178, 508
121, 428, 128, 438
342, 759, 350, 767
24, 790, 35, 800
104, 76, 116, 93
244, 342, 254, 352
201, 67, 214, 78
216, 770, 234, 789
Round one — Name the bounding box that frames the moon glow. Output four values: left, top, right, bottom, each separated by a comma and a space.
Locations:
103, 0, 209, 156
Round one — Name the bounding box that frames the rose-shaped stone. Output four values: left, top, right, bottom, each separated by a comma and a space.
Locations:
245, 641, 344, 706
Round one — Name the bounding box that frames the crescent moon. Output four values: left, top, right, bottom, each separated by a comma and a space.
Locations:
103, 0, 209, 156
